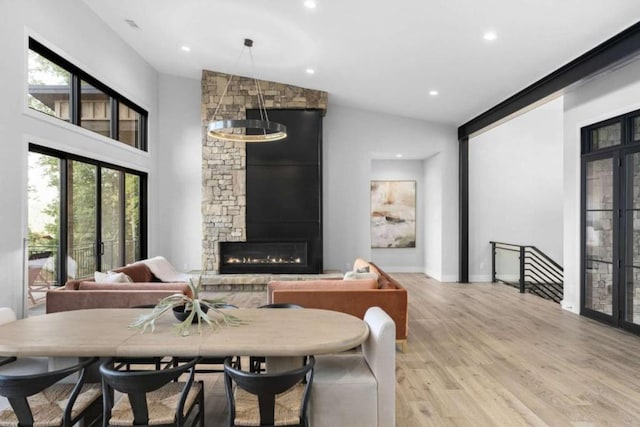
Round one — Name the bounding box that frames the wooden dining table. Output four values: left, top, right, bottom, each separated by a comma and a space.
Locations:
0, 308, 369, 364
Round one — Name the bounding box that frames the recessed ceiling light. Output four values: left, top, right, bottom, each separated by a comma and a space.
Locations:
181, 46, 191, 52
396, 154, 403, 158
429, 90, 438, 96
306, 68, 315, 75
304, 0, 317, 8
483, 31, 497, 41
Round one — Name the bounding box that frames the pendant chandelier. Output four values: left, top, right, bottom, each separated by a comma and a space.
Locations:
207, 38, 287, 143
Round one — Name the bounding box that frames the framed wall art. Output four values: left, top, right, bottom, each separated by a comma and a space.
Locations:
370, 180, 416, 248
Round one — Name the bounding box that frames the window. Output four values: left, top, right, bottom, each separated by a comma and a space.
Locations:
590, 122, 621, 150
28, 50, 71, 121
27, 38, 148, 151
80, 80, 111, 138
119, 103, 142, 147
28, 145, 147, 285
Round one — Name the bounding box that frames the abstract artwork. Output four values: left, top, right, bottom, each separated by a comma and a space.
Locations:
370, 180, 416, 248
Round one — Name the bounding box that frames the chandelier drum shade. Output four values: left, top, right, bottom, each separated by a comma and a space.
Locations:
207, 39, 287, 143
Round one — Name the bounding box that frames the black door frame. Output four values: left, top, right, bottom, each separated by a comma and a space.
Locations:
580, 113, 640, 335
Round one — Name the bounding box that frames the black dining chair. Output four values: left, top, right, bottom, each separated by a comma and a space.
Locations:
100, 357, 204, 427
249, 303, 304, 373
224, 355, 315, 427
0, 357, 102, 427
172, 303, 242, 373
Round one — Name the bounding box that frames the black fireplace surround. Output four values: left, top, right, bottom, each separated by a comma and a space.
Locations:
219, 109, 323, 274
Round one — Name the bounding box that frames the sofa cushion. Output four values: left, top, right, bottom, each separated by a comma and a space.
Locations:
352, 258, 371, 272
94, 271, 133, 283
353, 258, 388, 288
112, 263, 157, 282
343, 271, 379, 283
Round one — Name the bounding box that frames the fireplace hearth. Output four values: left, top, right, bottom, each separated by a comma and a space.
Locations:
220, 241, 310, 274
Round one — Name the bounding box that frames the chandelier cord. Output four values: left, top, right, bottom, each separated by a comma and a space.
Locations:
248, 47, 270, 135
211, 46, 248, 121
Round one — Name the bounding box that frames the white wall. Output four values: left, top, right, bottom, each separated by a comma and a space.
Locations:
370, 159, 425, 272
156, 74, 202, 272
423, 154, 443, 280
468, 97, 564, 282
323, 104, 458, 280
0, 0, 159, 316
562, 57, 640, 313
154, 95, 459, 280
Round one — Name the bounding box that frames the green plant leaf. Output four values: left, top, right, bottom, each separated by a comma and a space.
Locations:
128, 276, 246, 335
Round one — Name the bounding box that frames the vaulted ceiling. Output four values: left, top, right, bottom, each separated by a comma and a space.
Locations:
82, 0, 640, 125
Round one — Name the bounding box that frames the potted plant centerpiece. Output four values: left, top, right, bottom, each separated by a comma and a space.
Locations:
129, 276, 244, 336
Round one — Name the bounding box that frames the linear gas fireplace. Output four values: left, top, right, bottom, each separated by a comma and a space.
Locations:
219, 241, 311, 274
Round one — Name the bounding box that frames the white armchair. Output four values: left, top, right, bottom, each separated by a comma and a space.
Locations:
311, 306, 396, 427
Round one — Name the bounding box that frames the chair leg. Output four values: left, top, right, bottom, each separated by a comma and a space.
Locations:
198, 386, 205, 427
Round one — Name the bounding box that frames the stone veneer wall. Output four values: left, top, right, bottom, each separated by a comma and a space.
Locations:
201, 70, 328, 273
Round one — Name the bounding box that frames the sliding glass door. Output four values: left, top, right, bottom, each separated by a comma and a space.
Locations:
101, 167, 123, 271
28, 146, 146, 290
68, 160, 98, 279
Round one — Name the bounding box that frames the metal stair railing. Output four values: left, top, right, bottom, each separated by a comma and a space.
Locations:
490, 241, 564, 304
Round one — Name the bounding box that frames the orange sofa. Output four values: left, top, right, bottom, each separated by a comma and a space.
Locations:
46, 262, 191, 313
268, 258, 408, 350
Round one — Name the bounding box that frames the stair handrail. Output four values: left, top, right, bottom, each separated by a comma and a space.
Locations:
527, 245, 563, 273
490, 241, 564, 304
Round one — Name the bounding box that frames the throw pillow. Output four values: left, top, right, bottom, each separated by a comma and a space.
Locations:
344, 271, 379, 281
355, 266, 370, 273
94, 271, 133, 283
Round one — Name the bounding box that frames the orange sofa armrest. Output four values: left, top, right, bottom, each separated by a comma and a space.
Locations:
272, 288, 408, 340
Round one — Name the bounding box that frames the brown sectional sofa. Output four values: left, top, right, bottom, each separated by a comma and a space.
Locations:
46, 262, 191, 313
268, 258, 408, 350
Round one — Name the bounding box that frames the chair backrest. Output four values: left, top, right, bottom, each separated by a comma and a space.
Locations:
258, 303, 303, 309
0, 357, 99, 425
362, 307, 396, 427
0, 308, 16, 326
100, 357, 200, 425
224, 356, 315, 426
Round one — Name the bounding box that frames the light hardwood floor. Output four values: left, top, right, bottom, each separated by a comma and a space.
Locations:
202, 274, 640, 426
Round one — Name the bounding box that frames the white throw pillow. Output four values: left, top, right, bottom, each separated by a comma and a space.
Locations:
94, 271, 133, 283
343, 271, 379, 281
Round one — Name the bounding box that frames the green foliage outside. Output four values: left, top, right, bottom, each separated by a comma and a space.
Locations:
29, 153, 141, 274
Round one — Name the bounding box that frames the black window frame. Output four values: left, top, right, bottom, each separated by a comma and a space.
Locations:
28, 143, 148, 283
28, 38, 148, 151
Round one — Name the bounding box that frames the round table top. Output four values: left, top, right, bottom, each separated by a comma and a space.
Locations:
0, 308, 369, 358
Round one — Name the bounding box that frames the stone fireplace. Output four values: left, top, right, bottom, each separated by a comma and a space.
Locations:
201, 70, 327, 273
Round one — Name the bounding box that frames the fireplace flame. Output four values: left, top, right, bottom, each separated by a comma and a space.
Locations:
226, 256, 303, 265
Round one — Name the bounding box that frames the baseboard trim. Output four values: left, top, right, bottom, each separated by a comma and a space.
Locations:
469, 274, 492, 283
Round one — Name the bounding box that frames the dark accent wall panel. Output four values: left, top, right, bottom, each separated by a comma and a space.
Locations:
246, 109, 323, 273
